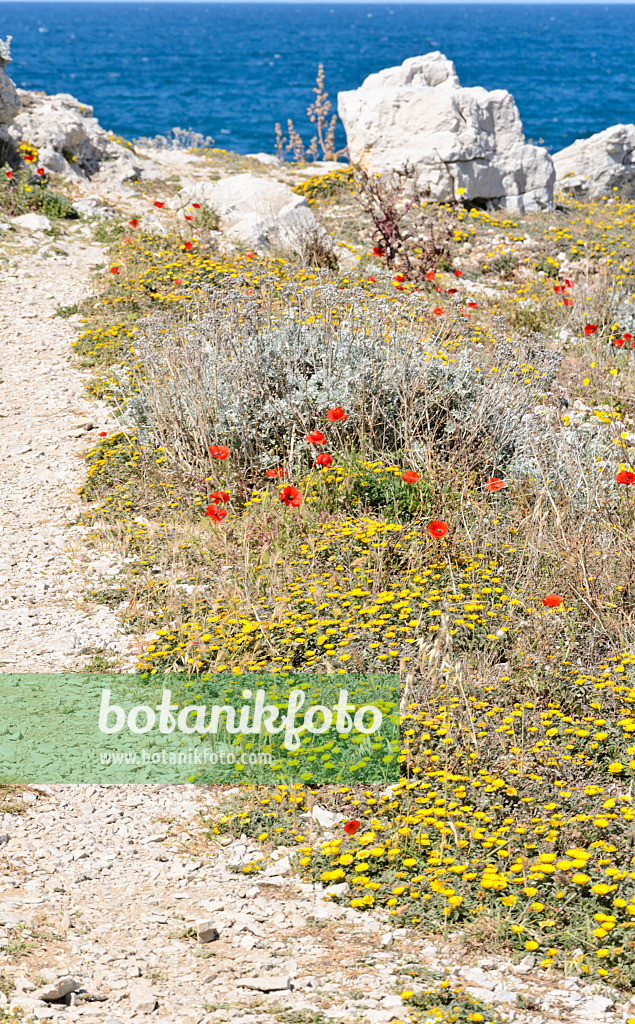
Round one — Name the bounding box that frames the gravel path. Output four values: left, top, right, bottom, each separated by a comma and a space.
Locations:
0, 236, 134, 671
0, 225, 631, 1024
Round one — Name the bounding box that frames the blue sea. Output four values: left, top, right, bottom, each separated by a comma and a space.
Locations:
0, 3, 633, 156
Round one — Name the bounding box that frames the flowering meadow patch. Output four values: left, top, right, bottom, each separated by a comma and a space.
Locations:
73, 175, 635, 992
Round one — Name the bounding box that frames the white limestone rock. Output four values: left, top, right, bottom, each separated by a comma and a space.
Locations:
7, 89, 156, 184
173, 172, 326, 254
553, 124, 635, 198
337, 51, 554, 212
0, 37, 19, 126
12, 212, 51, 231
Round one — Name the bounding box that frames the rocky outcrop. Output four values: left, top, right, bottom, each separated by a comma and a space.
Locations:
337, 51, 554, 213
173, 173, 327, 254
0, 37, 21, 168
553, 124, 635, 198
7, 89, 159, 185
0, 38, 19, 126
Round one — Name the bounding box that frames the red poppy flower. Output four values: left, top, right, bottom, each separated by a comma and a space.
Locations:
614, 338, 625, 348
184, 241, 193, 250
192, 203, 201, 209
435, 286, 445, 293
426, 270, 435, 281
205, 504, 227, 522
584, 324, 598, 335
315, 453, 333, 467
209, 444, 230, 460
266, 467, 288, 478
5, 170, 13, 180
306, 430, 326, 445
617, 470, 635, 485
372, 246, 385, 256
485, 478, 506, 492
98, 431, 108, 437
448, 288, 457, 294
244, 250, 255, 259
154, 201, 165, 208
428, 520, 449, 540
394, 273, 405, 282
402, 470, 420, 484
24, 153, 35, 162
624, 333, 633, 341
185, 215, 193, 221
366, 276, 376, 283
563, 297, 573, 307
110, 266, 120, 275
454, 269, 463, 277
467, 301, 478, 309
564, 278, 574, 288
123, 237, 131, 243
432, 307, 443, 316
210, 490, 230, 503
326, 407, 347, 422
343, 819, 361, 836
542, 595, 563, 608
128, 218, 139, 228
393, 282, 404, 291
279, 485, 302, 507
553, 285, 563, 293
36, 167, 45, 177
174, 278, 182, 285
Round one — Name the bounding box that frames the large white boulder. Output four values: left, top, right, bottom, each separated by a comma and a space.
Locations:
553, 124, 635, 198
337, 52, 554, 212
7, 89, 158, 185
174, 173, 326, 253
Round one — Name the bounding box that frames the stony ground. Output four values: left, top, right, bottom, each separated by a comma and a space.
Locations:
0, 160, 634, 1024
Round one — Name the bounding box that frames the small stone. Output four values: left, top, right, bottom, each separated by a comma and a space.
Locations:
513, 953, 535, 973
196, 919, 219, 943
129, 983, 158, 1014
13, 213, 52, 232
380, 932, 393, 948
34, 975, 81, 1002
491, 990, 518, 1006
237, 975, 291, 992
577, 994, 614, 1017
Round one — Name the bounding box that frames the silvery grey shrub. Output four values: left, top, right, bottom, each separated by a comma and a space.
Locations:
110, 285, 628, 499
